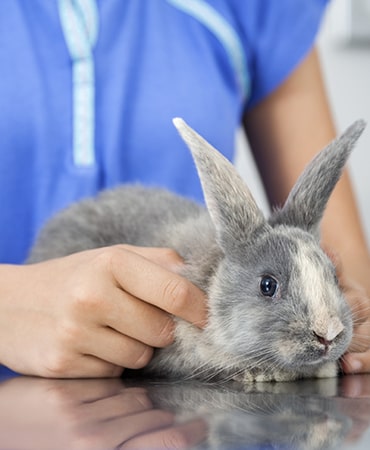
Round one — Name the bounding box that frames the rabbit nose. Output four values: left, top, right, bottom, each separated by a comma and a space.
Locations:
312, 317, 344, 347
313, 331, 334, 347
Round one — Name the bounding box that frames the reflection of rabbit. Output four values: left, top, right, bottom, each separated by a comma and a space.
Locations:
28, 118, 366, 382
144, 380, 351, 450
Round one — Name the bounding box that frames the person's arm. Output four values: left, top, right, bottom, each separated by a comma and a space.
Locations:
0, 245, 206, 377
243, 46, 370, 373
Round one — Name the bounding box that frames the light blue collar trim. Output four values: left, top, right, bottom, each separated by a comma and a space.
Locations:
167, 0, 250, 101
58, 0, 99, 167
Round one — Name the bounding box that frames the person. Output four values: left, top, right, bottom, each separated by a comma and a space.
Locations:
0, 0, 369, 378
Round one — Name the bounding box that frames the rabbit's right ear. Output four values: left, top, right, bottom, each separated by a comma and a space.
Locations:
173, 118, 267, 253
270, 120, 366, 236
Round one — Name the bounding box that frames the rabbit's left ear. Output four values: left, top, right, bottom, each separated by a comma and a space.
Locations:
173, 118, 267, 253
270, 120, 366, 235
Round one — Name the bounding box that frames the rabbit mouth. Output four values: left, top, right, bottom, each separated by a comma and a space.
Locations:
274, 340, 345, 369
297, 343, 347, 368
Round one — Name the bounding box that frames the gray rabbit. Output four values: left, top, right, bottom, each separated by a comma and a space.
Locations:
28, 118, 366, 382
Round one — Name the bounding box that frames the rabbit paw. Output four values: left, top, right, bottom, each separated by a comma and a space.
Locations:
314, 362, 338, 379
234, 368, 299, 383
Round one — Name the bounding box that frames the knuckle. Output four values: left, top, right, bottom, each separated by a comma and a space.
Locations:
161, 247, 182, 263
103, 245, 133, 277
41, 322, 82, 376
90, 246, 124, 272
162, 277, 190, 314
58, 320, 82, 346
42, 351, 73, 377
69, 284, 105, 316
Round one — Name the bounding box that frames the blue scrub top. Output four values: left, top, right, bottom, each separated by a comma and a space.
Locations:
0, 0, 328, 376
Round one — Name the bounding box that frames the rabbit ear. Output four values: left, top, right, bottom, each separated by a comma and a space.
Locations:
271, 120, 366, 235
173, 118, 267, 252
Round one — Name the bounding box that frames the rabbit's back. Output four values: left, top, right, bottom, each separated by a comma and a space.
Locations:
27, 185, 204, 262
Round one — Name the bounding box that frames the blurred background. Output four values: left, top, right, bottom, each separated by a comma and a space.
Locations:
236, 0, 370, 242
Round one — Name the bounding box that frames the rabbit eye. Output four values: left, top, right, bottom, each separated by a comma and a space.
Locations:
260, 276, 279, 298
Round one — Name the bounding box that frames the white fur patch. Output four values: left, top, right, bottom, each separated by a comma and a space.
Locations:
326, 318, 344, 341
295, 244, 343, 341
315, 362, 338, 378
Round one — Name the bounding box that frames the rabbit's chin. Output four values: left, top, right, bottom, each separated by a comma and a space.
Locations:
233, 361, 338, 383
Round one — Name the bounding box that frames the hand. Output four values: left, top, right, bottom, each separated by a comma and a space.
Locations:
340, 275, 370, 374
0, 245, 207, 377
0, 377, 208, 449
329, 254, 370, 374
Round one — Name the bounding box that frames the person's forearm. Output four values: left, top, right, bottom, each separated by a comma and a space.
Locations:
320, 170, 370, 292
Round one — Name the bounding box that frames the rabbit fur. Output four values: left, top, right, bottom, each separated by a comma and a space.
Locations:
28, 118, 366, 382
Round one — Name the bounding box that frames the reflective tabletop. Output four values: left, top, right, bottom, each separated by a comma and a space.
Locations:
1, 374, 370, 449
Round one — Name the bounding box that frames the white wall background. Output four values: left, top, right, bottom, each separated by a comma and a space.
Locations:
235, 0, 370, 242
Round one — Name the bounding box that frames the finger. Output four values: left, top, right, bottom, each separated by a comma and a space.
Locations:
110, 247, 207, 327
118, 245, 184, 272
121, 418, 208, 450
41, 353, 123, 379
44, 378, 126, 405
341, 351, 370, 374
103, 288, 175, 348
81, 326, 154, 370
66, 387, 153, 428
71, 410, 175, 450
